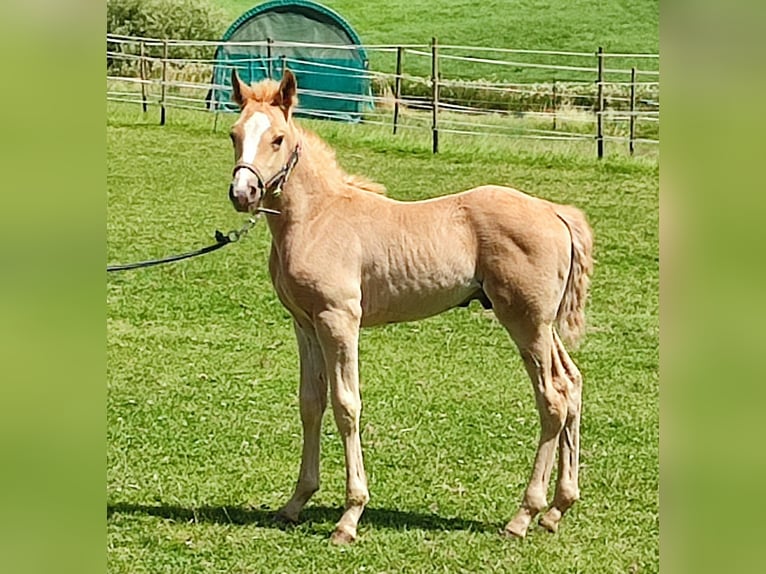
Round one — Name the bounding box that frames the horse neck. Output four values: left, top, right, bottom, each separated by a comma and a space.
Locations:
262, 144, 343, 242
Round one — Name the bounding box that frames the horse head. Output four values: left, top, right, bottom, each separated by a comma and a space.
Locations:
228, 69, 300, 213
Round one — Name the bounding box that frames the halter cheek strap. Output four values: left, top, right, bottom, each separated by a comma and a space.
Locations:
232, 143, 302, 198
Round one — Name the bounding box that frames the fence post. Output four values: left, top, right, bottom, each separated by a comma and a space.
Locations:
267, 38, 273, 79
431, 37, 439, 154
160, 39, 168, 126
552, 78, 557, 131
629, 67, 636, 156
281, 54, 287, 77
139, 41, 148, 113
393, 46, 403, 135
596, 46, 604, 158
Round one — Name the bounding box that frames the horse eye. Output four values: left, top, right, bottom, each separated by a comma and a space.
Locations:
273, 135, 284, 147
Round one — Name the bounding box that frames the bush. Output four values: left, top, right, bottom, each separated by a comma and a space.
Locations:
107, 0, 227, 73
107, 0, 226, 41
371, 76, 660, 114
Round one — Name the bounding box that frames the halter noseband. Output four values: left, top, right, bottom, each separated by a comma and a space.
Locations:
232, 142, 301, 198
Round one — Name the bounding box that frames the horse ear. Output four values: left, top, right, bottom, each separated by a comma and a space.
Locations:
275, 69, 297, 118
231, 69, 251, 107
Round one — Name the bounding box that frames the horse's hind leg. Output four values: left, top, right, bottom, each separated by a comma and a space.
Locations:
276, 322, 327, 523
502, 323, 568, 538
539, 330, 582, 532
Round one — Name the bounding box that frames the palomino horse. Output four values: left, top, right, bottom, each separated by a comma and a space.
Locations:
227, 70, 594, 544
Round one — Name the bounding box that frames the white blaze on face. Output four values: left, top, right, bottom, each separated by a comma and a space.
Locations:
234, 111, 271, 190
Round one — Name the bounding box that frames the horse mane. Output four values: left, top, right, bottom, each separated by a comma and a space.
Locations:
242, 81, 386, 196
298, 127, 387, 196
242, 80, 386, 195
343, 174, 387, 195
244, 79, 283, 105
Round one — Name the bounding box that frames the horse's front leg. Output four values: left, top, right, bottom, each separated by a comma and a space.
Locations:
276, 321, 327, 523
315, 306, 368, 544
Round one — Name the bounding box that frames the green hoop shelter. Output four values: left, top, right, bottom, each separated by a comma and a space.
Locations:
210, 0, 371, 121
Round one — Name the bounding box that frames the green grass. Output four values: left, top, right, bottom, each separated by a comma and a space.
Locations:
107, 102, 658, 572
213, 0, 658, 82
215, 0, 658, 53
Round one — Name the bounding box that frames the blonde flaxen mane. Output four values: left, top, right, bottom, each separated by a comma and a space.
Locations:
297, 129, 386, 196
242, 80, 386, 196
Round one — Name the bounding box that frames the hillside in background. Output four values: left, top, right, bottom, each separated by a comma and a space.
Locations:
215, 0, 658, 53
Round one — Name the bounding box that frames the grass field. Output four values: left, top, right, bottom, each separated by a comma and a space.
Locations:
213, 0, 659, 83
107, 101, 658, 572
215, 0, 658, 53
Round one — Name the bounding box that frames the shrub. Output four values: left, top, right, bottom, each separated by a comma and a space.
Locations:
107, 0, 226, 41
107, 0, 227, 73
371, 76, 659, 114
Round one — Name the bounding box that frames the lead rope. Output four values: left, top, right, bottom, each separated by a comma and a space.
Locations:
106, 213, 270, 273
109, 144, 298, 273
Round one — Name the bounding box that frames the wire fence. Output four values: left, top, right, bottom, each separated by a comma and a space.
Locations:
106, 34, 659, 156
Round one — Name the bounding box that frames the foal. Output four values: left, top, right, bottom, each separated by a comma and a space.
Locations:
227, 70, 594, 543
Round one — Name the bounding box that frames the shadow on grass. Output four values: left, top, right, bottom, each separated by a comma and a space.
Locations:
107, 501, 495, 533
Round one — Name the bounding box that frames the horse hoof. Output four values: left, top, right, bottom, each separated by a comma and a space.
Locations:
274, 509, 300, 526
539, 509, 561, 533
330, 528, 356, 545
501, 522, 527, 539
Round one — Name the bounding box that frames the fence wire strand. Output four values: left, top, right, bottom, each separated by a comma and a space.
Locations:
106, 34, 659, 150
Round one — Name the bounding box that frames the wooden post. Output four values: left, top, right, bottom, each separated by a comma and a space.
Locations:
281, 54, 287, 77
629, 67, 636, 156
160, 39, 168, 126
431, 37, 439, 154
267, 38, 273, 79
596, 46, 604, 158
392, 46, 403, 135
139, 41, 148, 113
552, 78, 557, 131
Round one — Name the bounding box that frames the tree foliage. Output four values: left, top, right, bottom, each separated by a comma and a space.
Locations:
107, 0, 227, 72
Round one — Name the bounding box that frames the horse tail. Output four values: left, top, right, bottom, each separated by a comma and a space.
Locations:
553, 204, 594, 348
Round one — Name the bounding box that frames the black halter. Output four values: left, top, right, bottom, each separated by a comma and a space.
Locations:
232, 143, 301, 197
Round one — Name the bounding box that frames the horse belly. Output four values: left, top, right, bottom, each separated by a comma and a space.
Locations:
360, 261, 478, 327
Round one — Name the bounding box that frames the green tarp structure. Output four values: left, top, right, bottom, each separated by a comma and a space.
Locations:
210, 0, 371, 121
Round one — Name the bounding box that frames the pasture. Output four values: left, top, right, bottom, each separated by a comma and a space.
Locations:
107, 101, 658, 572
213, 0, 659, 84
215, 0, 659, 54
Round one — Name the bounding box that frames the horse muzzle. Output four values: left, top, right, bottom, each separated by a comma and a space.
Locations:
229, 164, 266, 213
229, 181, 263, 213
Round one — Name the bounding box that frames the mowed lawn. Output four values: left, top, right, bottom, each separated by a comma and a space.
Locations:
107, 104, 658, 572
